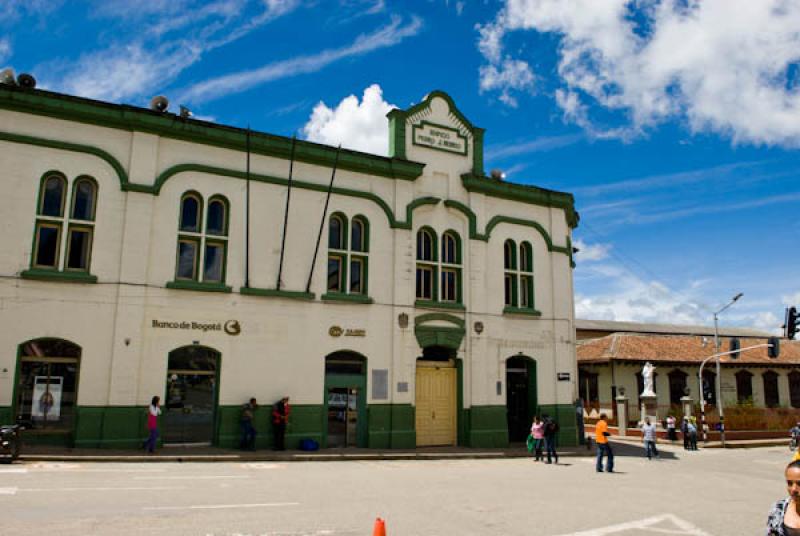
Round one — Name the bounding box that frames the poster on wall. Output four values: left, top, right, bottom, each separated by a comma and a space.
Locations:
32, 376, 63, 421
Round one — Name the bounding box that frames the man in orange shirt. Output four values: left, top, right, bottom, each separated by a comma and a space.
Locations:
595, 413, 614, 473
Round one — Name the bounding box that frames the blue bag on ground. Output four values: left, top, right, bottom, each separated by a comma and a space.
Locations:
299, 438, 319, 451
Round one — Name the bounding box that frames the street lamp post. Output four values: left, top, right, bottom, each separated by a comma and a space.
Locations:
700, 292, 743, 447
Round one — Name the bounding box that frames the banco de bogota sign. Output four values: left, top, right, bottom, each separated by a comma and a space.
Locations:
151, 319, 242, 336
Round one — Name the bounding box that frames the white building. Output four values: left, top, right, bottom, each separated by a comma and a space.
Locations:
0, 84, 579, 449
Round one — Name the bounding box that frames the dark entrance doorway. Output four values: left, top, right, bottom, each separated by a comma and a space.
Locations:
163, 346, 219, 445
506, 356, 537, 442
324, 352, 367, 448
326, 387, 359, 447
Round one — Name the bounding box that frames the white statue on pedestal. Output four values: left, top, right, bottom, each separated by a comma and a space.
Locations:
641, 362, 656, 397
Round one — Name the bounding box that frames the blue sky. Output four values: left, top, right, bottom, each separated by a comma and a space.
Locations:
2, 0, 799, 333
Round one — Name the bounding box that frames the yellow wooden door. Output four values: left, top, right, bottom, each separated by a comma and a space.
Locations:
415, 365, 457, 446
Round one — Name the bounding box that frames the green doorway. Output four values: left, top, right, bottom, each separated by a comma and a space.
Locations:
323, 352, 367, 448
506, 356, 538, 442
163, 346, 220, 445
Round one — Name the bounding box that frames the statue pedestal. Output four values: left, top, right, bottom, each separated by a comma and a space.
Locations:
616, 396, 629, 436
680, 395, 694, 419
639, 394, 658, 426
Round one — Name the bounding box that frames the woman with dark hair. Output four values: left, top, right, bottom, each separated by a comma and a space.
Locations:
766, 460, 800, 535
144, 396, 161, 454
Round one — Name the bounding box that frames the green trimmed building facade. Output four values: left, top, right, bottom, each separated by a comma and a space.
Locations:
0, 85, 580, 450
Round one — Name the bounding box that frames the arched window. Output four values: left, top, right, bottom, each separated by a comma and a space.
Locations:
32, 172, 97, 273
71, 178, 97, 221
503, 239, 535, 310
40, 174, 66, 217
328, 214, 345, 250
735, 370, 753, 403
415, 228, 437, 301
206, 197, 227, 236
440, 231, 461, 303
763, 370, 779, 408
326, 214, 369, 295
179, 193, 202, 233
174, 193, 228, 284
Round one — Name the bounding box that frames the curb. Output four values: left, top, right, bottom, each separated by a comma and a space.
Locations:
18, 450, 593, 463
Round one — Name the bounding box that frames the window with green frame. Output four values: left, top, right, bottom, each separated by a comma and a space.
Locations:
503, 239, 517, 306
175, 193, 229, 284
415, 227, 437, 300
327, 213, 369, 295
31, 172, 97, 273
503, 239, 535, 309
440, 230, 461, 303
519, 241, 534, 308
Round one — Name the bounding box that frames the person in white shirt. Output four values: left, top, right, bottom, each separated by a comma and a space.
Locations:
641, 418, 659, 460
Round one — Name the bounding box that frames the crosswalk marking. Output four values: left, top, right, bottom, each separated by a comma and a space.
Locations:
552, 514, 713, 536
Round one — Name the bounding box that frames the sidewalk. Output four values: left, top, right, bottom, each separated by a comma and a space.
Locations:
18, 443, 597, 463
609, 435, 788, 449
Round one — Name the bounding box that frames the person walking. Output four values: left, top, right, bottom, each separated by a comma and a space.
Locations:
272, 396, 291, 451
144, 396, 161, 454
687, 418, 698, 450
766, 460, 800, 535
543, 415, 559, 464
595, 413, 614, 473
666, 415, 677, 443
681, 417, 690, 450
530, 416, 545, 462
239, 397, 258, 451
641, 418, 659, 460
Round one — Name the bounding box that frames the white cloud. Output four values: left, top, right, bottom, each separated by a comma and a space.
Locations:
302, 84, 394, 155
480, 0, 800, 146
178, 16, 422, 104
478, 57, 534, 107
0, 38, 10, 66
573, 239, 610, 262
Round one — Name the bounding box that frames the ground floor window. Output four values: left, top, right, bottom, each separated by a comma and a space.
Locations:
668, 369, 687, 405
790, 371, 800, 408
763, 371, 779, 408
15, 339, 81, 432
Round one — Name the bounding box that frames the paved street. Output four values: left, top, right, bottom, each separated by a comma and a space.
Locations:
0, 442, 790, 535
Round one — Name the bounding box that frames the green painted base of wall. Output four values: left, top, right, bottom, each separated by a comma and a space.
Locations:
539, 404, 579, 447
74, 406, 148, 448
368, 404, 415, 448
467, 406, 509, 447
6, 403, 579, 450
0, 406, 11, 425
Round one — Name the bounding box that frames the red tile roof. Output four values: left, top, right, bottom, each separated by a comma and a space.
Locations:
577, 333, 800, 366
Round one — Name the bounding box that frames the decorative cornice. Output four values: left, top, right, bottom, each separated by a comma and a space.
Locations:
0, 86, 425, 181
462, 173, 579, 229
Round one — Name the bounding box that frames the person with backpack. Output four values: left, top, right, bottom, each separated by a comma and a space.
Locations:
272, 396, 291, 451
543, 414, 559, 464
239, 397, 257, 451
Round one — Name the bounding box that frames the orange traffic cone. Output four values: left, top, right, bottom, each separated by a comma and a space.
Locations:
372, 517, 386, 536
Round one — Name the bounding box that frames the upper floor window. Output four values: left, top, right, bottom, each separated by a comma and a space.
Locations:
504, 239, 534, 309
327, 213, 369, 295
440, 231, 461, 303
415, 228, 461, 303
415, 228, 437, 301
175, 192, 228, 284
32, 172, 97, 273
